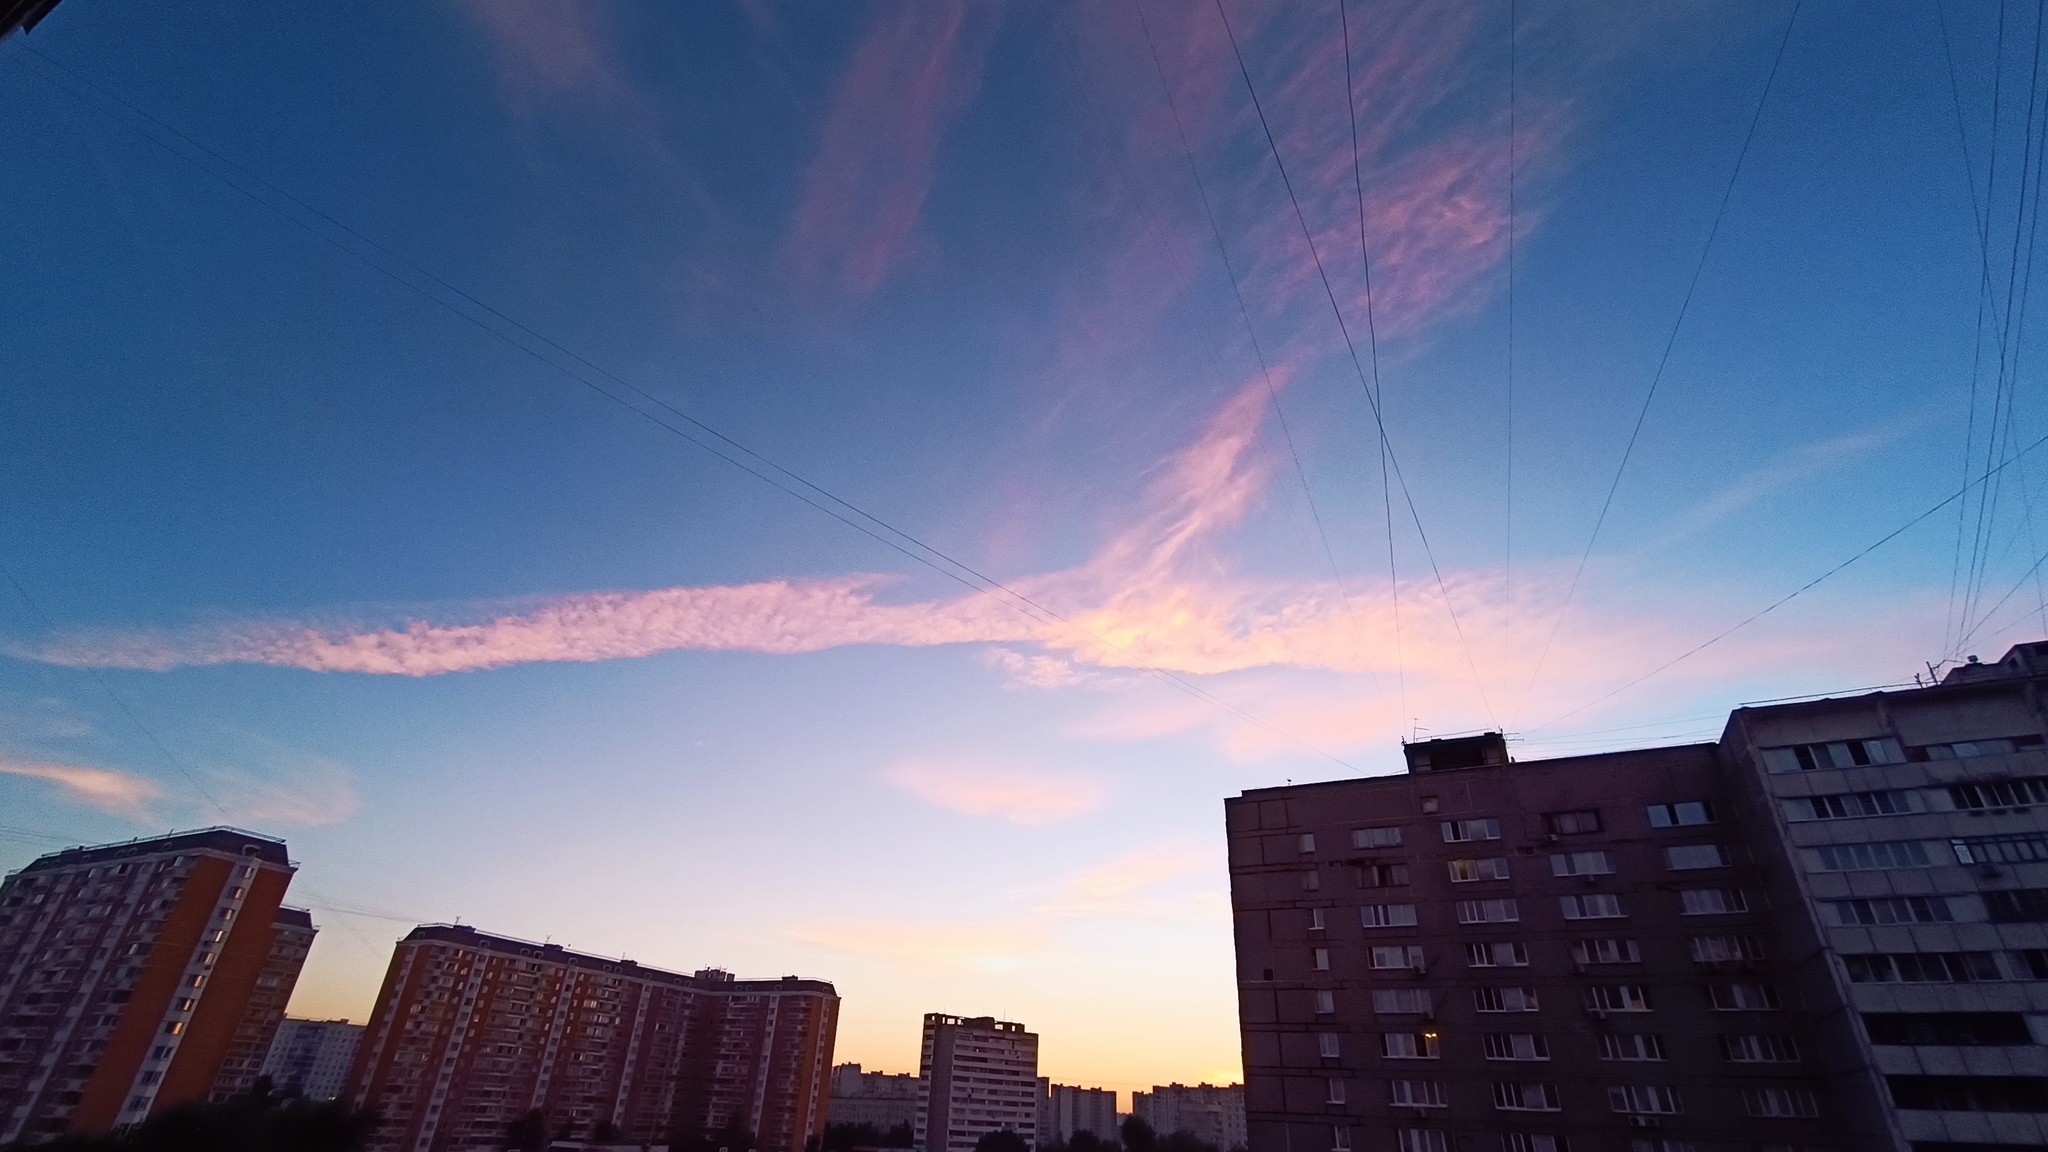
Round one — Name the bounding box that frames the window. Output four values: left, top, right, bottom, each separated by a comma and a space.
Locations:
1482, 1033, 1550, 1061
1362, 903, 1419, 928
1474, 987, 1540, 1013
1466, 941, 1529, 967
1573, 938, 1641, 964
1373, 989, 1433, 1015
1493, 1082, 1562, 1111
1448, 857, 1512, 882
1597, 1034, 1666, 1061
1309, 907, 1326, 931
1457, 898, 1520, 924
162, 1022, 184, 1035
1393, 1131, 1446, 1152
1742, 1087, 1820, 1118
1586, 985, 1652, 1013
1354, 826, 1404, 849
1324, 1078, 1345, 1105
1442, 818, 1503, 843
1825, 896, 1954, 925
1762, 738, 1904, 772
1806, 841, 1932, 871
1300, 834, 1317, 853
1948, 776, 2048, 810
1663, 844, 1729, 870
1843, 952, 2001, 983
1863, 1012, 2033, 1046
1952, 833, 2048, 864
1689, 934, 1766, 963
1371, 945, 1425, 971
1356, 863, 1410, 888
1544, 809, 1601, 834
1609, 1085, 1684, 1115
1886, 1075, 2048, 1112
1646, 801, 1714, 827
1707, 983, 1780, 1011
1783, 789, 1921, 820
1560, 894, 1625, 920
1380, 1032, 1439, 1059
1389, 1079, 1447, 1108
1720, 1034, 1801, 1062
1984, 889, 2048, 922
1680, 888, 1748, 915
1502, 1138, 1565, 1152
1314, 948, 1331, 970
1625, 1141, 1693, 1152
1318, 1033, 1342, 1058
1302, 871, 1322, 892
1915, 735, 2046, 760
1314, 991, 1336, 1015
1551, 850, 1615, 877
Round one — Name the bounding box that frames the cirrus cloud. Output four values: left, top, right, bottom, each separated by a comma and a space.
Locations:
884, 757, 1108, 825
0, 760, 162, 822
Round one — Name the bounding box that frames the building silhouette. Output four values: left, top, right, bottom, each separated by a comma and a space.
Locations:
0, 828, 310, 1141
917, 1014, 1039, 1152
346, 924, 837, 1152
259, 1017, 364, 1101
1227, 641, 2048, 1151
831, 1062, 922, 1133
1130, 1083, 1245, 1151
1038, 1080, 1118, 1146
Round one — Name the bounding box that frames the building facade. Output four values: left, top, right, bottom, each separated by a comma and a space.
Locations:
831, 1062, 922, 1133
0, 828, 308, 1142
916, 1015, 1038, 1152
1130, 1083, 1245, 1151
1227, 641, 2048, 1152
261, 1017, 364, 1101
1037, 1081, 1118, 1146
346, 924, 838, 1152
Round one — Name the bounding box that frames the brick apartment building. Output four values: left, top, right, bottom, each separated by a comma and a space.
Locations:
346, 924, 838, 1152
0, 828, 311, 1141
1228, 641, 2048, 1152
917, 1014, 1039, 1152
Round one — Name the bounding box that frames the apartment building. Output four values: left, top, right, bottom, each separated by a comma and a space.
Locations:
260, 1017, 364, 1101
831, 1062, 923, 1132
1038, 1080, 1118, 1145
916, 1015, 1039, 1152
346, 924, 838, 1152
0, 828, 309, 1141
1228, 640, 2048, 1152
1131, 1083, 1245, 1150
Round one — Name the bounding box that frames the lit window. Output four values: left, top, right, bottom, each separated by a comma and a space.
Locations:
1379, 1032, 1439, 1059
1447, 857, 1511, 882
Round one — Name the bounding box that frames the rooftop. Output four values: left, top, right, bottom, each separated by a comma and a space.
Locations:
400, 923, 836, 994
16, 826, 291, 874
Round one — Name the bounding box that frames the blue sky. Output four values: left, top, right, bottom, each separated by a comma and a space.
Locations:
0, 0, 2036, 1098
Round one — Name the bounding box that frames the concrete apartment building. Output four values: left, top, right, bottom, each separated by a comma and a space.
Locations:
917, 1014, 1039, 1152
347, 924, 838, 1152
1131, 1083, 1246, 1151
1226, 640, 2048, 1152
1038, 1080, 1118, 1146
260, 1017, 364, 1101
0, 828, 311, 1142
831, 1062, 922, 1132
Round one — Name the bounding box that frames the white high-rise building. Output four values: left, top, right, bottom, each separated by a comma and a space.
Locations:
915, 1014, 1039, 1152
1131, 1084, 1244, 1152
1036, 1081, 1117, 1145
259, 1017, 364, 1101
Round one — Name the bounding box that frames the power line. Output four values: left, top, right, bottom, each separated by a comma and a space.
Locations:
1509, 0, 1801, 726
1213, 0, 1496, 727
3, 41, 1365, 772
1504, 0, 1518, 675
1529, 426, 2048, 733
1332, 0, 1410, 732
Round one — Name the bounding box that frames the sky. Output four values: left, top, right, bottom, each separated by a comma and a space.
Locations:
0, 0, 2040, 1102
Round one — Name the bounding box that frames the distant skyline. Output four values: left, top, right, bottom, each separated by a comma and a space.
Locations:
0, 0, 2038, 1097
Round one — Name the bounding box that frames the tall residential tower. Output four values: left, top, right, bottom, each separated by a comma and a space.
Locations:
916, 1014, 1039, 1152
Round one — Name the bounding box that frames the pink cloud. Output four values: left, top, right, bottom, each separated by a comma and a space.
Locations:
780, 3, 998, 296
884, 757, 1108, 825
0, 760, 161, 821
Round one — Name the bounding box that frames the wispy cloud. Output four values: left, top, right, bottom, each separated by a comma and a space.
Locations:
884, 757, 1107, 825
1031, 844, 1218, 916
452, 0, 628, 102
0, 760, 161, 822
780, 2, 999, 295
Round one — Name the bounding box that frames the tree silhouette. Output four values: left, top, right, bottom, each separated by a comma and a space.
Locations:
972, 1131, 1029, 1152
1119, 1118, 1156, 1152
10, 1079, 378, 1152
